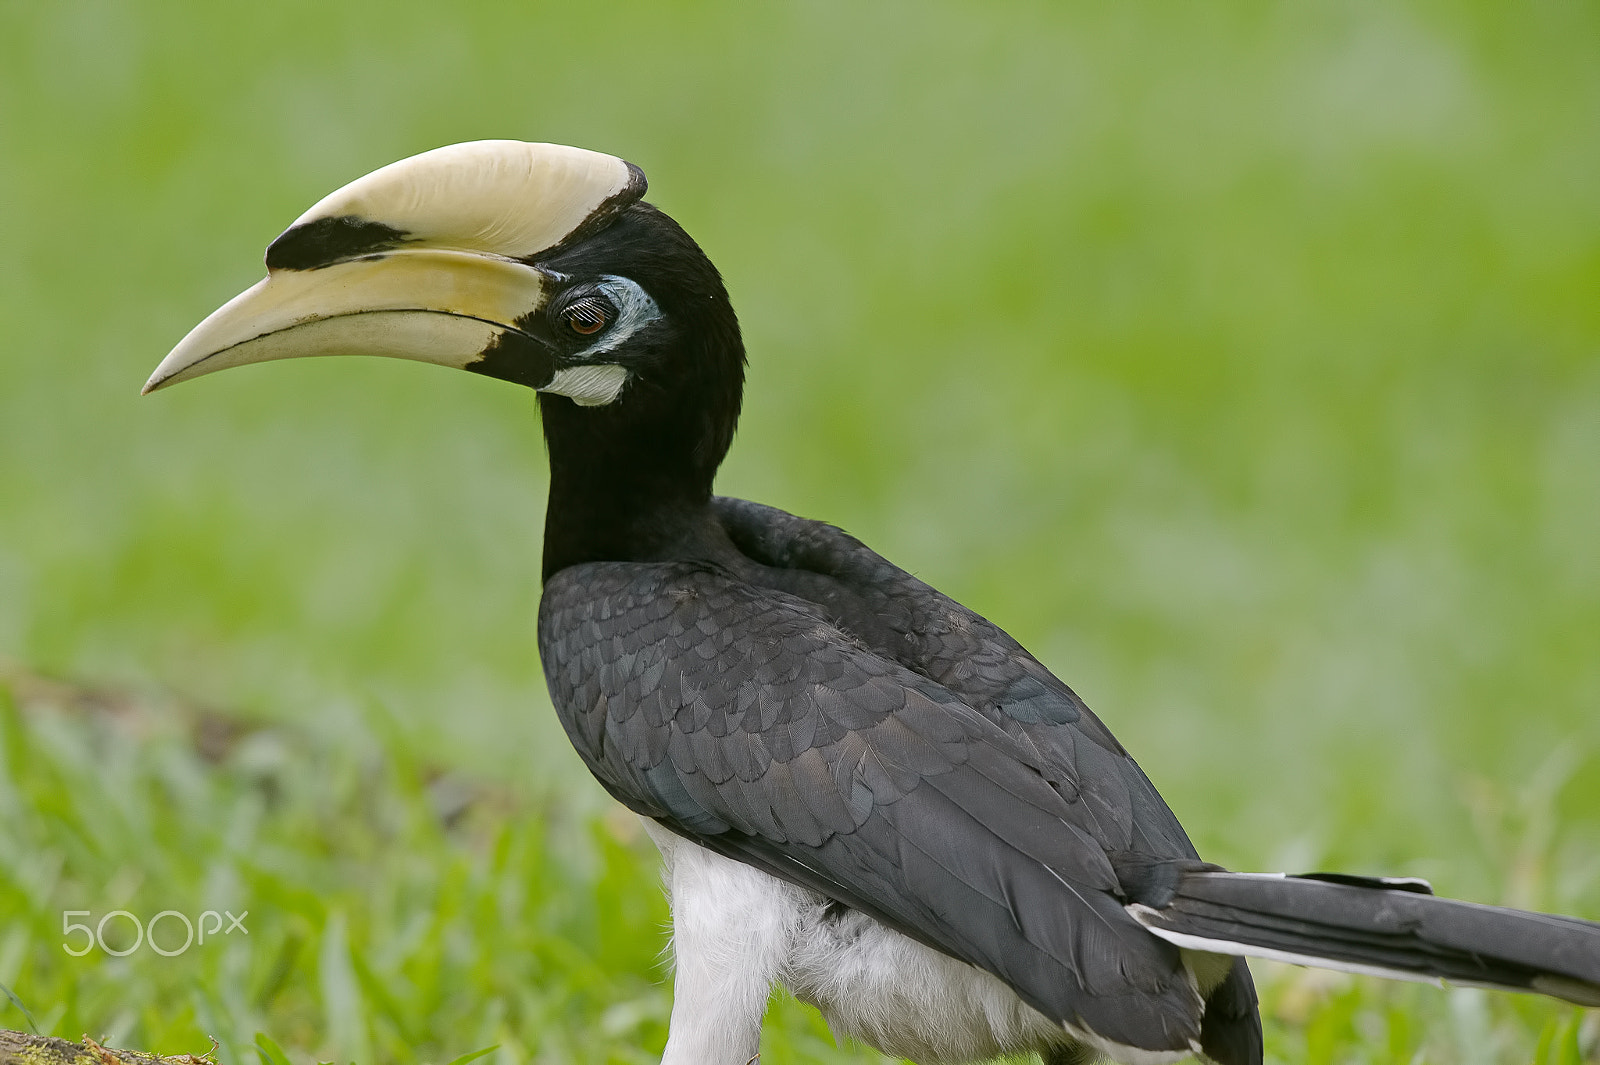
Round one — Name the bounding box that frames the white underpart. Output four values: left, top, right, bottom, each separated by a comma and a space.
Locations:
285, 140, 637, 259
644, 823, 1198, 1065
540, 276, 662, 407
646, 823, 802, 1065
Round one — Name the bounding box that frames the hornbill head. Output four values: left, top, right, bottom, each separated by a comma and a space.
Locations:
146, 141, 746, 571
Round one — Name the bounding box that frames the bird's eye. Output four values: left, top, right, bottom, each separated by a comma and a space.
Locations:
559, 296, 614, 337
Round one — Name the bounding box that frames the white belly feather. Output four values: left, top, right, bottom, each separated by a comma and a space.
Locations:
642, 822, 1193, 1065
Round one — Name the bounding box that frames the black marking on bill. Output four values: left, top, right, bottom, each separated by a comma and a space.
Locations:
526, 161, 649, 263
464, 328, 556, 390
266, 216, 410, 271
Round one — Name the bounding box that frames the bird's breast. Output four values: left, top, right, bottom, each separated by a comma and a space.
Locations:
643, 821, 1063, 1065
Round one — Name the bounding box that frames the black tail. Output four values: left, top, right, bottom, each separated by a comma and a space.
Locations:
1115, 859, 1600, 1007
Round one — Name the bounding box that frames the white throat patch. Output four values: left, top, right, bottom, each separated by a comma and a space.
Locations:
544, 363, 630, 406
539, 275, 661, 407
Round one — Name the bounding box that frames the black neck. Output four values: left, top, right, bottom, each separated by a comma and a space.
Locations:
530, 201, 746, 580
538, 391, 727, 580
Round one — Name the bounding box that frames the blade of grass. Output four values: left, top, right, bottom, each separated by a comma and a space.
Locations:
1, 980, 41, 1035
441, 1045, 499, 1065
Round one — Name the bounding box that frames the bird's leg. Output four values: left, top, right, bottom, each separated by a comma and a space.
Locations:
646, 826, 796, 1065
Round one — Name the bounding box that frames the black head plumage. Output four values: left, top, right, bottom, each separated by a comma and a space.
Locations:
530, 202, 748, 579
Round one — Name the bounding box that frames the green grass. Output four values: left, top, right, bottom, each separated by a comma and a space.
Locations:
0, 669, 1592, 1065
1, 0, 1598, 1061
0, 668, 893, 1064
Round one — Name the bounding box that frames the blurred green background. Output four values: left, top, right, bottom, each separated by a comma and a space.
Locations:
1, 1, 1597, 1063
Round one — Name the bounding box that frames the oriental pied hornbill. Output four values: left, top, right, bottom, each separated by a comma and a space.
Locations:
146, 141, 1600, 1065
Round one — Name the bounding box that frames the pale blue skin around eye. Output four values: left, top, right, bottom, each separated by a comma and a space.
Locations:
540, 275, 663, 407
572, 275, 663, 361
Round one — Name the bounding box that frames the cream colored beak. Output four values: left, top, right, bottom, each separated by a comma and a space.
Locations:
144, 139, 647, 395
142, 249, 552, 393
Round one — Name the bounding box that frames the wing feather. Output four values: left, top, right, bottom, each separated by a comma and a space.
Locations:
540, 557, 1206, 1051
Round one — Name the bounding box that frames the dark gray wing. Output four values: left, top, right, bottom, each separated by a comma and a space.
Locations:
712, 496, 1197, 861
539, 559, 1205, 1054
712, 496, 1260, 1062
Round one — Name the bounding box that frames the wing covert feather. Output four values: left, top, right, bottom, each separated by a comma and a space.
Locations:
713, 496, 1197, 860
540, 558, 1204, 1048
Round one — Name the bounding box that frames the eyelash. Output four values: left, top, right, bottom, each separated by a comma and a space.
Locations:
560, 296, 613, 336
